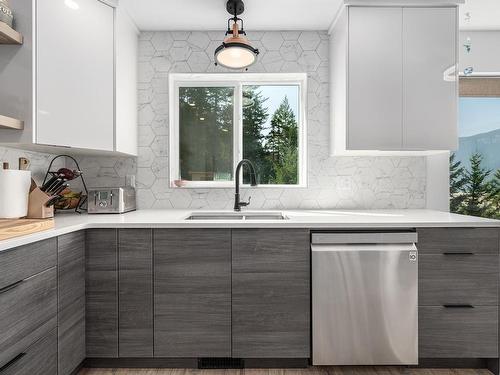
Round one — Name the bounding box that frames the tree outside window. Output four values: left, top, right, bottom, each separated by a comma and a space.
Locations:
171, 74, 306, 188
450, 77, 500, 219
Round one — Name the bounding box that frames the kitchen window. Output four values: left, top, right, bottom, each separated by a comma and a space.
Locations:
169, 73, 307, 188
450, 77, 500, 219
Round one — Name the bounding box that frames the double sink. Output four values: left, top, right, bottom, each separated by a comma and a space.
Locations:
186, 211, 288, 221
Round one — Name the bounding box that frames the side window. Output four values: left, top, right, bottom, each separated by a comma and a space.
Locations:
450, 77, 500, 218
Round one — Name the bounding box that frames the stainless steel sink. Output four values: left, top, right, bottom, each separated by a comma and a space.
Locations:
186, 212, 287, 220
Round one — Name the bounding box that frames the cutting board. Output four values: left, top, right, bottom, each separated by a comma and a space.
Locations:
0, 218, 55, 241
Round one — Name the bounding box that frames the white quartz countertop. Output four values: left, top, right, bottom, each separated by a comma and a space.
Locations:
1, 209, 499, 251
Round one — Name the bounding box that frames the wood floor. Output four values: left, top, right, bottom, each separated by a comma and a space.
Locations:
79, 368, 493, 375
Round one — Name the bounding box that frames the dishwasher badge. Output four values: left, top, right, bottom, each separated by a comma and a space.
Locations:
409, 251, 417, 262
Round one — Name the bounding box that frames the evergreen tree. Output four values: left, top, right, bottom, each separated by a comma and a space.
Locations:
179, 87, 233, 181
242, 87, 271, 183
462, 153, 493, 217
487, 169, 500, 219
265, 96, 299, 184
449, 153, 467, 213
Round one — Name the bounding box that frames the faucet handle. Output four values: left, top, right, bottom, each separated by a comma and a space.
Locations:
240, 196, 251, 207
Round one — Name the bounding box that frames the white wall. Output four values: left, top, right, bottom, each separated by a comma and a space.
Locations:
426, 153, 450, 211
459, 31, 500, 74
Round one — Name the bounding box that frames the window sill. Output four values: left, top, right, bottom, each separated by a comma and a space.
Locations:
170, 181, 307, 189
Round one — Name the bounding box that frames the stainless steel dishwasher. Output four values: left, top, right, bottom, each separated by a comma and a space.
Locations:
312, 231, 418, 366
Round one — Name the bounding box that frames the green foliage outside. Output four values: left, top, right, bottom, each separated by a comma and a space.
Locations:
179, 85, 299, 185
450, 153, 500, 219
243, 86, 299, 184
179, 87, 234, 181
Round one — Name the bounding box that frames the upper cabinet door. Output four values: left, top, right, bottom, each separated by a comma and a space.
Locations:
403, 7, 458, 150
36, 0, 114, 151
348, 7, 403, 150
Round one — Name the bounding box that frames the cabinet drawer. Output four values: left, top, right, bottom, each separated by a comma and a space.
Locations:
419, 306, 498, 358
419, 254, 499, 306
0, 329, 57, 375
417, 228, 499, 255
0, 267, 57, 367
0, 238, 57, 290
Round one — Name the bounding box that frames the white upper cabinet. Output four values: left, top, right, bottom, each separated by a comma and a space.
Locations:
0, 0, 138, 155
115, 5, 139, 156
37, 0, 114, 151
331, 3, 459, 155
347, 7, 403, 150
402, 7, 457, 151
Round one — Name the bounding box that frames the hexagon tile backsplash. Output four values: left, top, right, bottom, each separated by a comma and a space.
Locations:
0, 147, 64, 185
0, 31, 427, 211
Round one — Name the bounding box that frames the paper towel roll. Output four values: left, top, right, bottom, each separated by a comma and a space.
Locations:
0, 170, 32, 219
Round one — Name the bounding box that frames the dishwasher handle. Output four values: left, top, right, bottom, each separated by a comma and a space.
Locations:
311, 243, 418, 254
312, 232, 417, 245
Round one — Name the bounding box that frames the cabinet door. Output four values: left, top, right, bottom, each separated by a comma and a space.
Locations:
154, 229, 231, 357
118, 229, 153, 357
36, 0, 114, 151
58, 232, 86, 374
1, 330, 57, 375
232, 229, 310, 358
0, 267, 57, 369
419, 306, 498, 358
348, 7, 403, 150
0, 238, 56, 290
403, 7, 457, 150
86, 229, 118, 358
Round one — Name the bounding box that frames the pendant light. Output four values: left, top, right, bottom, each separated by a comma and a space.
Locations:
214, 0, 259, 70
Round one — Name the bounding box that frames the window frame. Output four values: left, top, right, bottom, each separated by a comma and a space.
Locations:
169, 73, 308, 188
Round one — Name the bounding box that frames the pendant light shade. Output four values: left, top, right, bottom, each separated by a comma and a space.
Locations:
215, 0, 259, 70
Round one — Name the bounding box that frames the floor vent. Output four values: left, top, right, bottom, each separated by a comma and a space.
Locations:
198, 358, 244, 369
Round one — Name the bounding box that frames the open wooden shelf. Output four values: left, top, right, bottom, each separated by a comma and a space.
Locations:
0, 21, 23, 45
0, 114, 24, 130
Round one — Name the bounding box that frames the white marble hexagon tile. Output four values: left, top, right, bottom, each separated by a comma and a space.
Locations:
76, 30, 427, 210
0, 146, 64, 185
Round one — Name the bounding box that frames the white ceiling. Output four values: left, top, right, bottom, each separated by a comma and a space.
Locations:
120, 0, 343, 31
459, 0, 500, 30
121, 0, 500, 32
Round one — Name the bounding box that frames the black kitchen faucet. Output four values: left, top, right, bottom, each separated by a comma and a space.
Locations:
234, 159, 257, 211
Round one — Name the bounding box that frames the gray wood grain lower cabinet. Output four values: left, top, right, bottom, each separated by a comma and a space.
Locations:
417, 227, 500, 361
232, 229, 310, 358
0, 237, 56, 290
418, 228, 499, 255
86, 229, 118, 358
0, 329, 57, 375
154, 229, 231, 358
0, 267, 57, 369
419, 306, 498, 358
58, 231, 86, 374
419, 254, 499, 306
119, 229, 153, 357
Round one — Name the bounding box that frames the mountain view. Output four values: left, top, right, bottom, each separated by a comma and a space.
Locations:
455, 128, 500, 171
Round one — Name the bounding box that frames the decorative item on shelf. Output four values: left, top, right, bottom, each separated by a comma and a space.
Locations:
0, 0, 13, 28
42, 155, 88, 214
463, 36, 472, 54
214, 0, 259, 70
0, 0, 23, 45
464, 66, 474, 76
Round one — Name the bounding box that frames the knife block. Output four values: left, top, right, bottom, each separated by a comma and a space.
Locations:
27, 186, 54, 219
